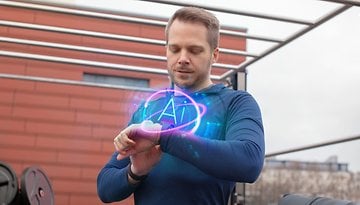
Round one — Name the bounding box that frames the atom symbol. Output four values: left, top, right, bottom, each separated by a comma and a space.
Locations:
141, 89, 206, 134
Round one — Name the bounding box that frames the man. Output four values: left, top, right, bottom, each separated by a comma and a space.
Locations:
97, 6, 264, 205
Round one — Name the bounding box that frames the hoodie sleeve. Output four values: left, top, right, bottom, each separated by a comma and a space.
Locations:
159, 92, 265, 182
97, 105, 146, 203
97, 153, 136, 203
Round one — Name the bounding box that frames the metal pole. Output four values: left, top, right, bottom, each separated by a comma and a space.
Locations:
219, 4, 351, 77
0, 0, 282, 43
320, 0, 360, 6
140, 0, 314, 25
0, 73, 155, 92
0, 50, 223, 80
265, 135, 360, 158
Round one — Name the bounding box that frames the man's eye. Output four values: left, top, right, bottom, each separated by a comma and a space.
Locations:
190, 48, 202, 54
169, 47, 179, 53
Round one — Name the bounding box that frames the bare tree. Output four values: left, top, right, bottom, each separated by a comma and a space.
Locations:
245, 166, 360, 205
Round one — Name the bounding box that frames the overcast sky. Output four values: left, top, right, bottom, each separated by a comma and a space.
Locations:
32, 0, 360, 171
246, 5, 360, 172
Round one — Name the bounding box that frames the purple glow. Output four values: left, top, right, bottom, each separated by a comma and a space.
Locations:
142, 89, 206, 134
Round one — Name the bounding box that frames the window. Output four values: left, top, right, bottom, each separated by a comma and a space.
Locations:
83, 73, 149, 88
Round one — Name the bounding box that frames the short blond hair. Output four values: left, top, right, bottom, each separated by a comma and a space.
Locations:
165, 7, 220, 49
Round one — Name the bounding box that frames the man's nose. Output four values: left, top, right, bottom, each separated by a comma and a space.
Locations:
178, 51, 190, 65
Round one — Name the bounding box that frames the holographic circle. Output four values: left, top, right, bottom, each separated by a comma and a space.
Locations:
142, 89, 206, 134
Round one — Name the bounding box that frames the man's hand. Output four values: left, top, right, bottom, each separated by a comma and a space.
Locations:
130, 145, 162, 176
114, 120, 162, 160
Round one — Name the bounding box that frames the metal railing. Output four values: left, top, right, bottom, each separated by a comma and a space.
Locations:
0, 73, 155, 92
0, 20, 254, 59
0, 0, 354, 81
0, 0, 280, 42
0, 36, 251, 70
139, 0, 353, 78
265, 135, 360, 158
0, 0, 277, 83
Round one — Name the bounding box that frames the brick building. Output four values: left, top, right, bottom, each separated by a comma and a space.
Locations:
0, 1, 247, 205
245, 157, 360, 205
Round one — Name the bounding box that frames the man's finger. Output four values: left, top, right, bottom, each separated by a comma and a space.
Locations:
116, 149, 138, 160
114, 133, 135, 150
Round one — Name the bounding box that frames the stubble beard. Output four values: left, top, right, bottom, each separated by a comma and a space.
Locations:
170, 70, 195, 90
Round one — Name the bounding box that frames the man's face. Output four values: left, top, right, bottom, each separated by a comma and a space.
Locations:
166, 20, 219, 92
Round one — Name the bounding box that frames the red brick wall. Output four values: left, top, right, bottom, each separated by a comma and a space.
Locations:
0, 76, 151, 204
0, 2, 246, 204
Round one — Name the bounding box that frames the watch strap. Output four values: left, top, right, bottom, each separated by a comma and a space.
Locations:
127, 163, 148, 181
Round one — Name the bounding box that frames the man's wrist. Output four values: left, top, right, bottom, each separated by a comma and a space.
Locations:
127, 163, 148, 182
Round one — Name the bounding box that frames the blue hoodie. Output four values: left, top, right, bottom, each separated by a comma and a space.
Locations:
97, 84, 265, 205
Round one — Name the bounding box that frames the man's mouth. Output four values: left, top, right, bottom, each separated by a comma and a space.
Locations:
177, 70, 191, 73
175, 68, 192, 73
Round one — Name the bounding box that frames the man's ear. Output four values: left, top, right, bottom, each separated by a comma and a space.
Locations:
212, 47, 219, 64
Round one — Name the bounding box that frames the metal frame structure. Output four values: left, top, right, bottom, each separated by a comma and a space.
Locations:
1, 0, 356, 86
143, 0, 358, 90
265, 134, 360, 158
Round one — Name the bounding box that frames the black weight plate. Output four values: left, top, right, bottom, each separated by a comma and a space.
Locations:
0, 161, 18, 205
21, 166, 54, 205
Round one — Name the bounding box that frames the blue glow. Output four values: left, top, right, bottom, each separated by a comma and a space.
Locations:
142, 89, 206, 134
157, 97, 177, 124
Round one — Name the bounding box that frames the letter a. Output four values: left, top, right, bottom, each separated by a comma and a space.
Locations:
157, 98, 177, 124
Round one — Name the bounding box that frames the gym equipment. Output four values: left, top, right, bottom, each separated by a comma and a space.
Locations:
0, 161, 54, 205
279, 193, 356, 205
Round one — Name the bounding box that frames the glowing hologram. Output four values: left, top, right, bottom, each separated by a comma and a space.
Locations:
157, 97, 177, 124
142, 103, 206, 134
142, 89, 207, 134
